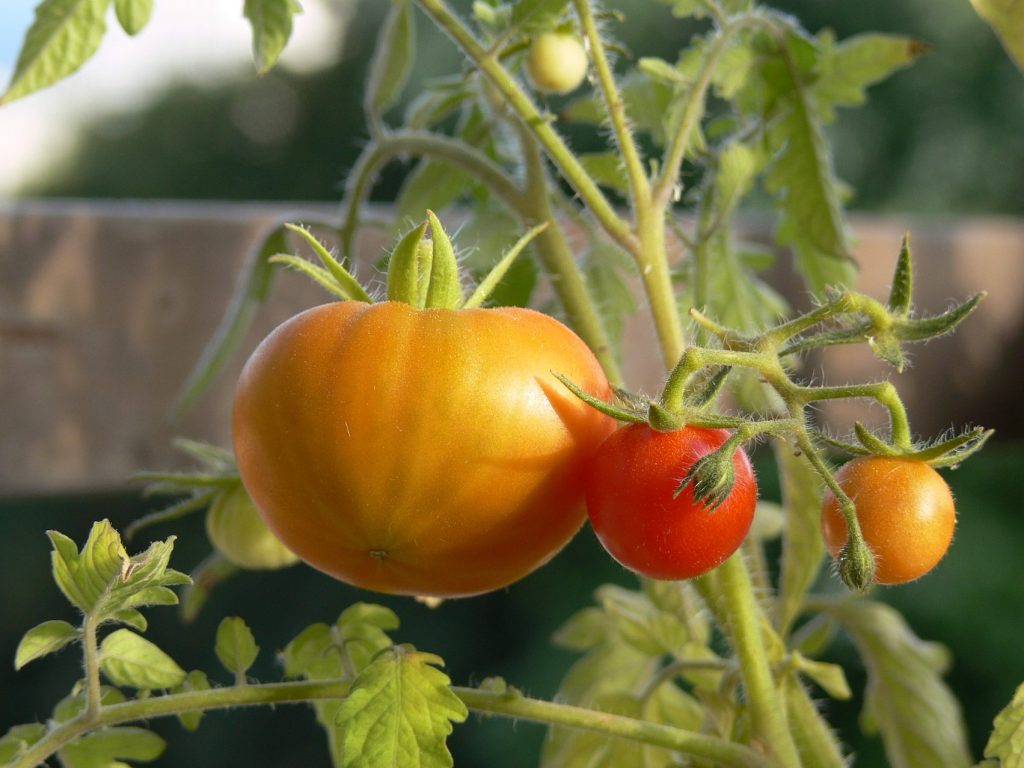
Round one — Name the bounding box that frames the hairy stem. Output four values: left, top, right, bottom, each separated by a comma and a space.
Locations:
717, 554, 802, 766
414, 0, 638, 253
82, 614, 102, 722
12, 679, 769, 768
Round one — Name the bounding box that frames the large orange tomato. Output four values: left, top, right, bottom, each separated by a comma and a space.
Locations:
232, 301, 615, 597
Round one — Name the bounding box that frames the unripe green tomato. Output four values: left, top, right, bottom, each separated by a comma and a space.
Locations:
527, 32, 589, 94
206, 483, 299, 570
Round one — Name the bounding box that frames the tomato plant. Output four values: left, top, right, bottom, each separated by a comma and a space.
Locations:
232, 300, 614, 597
205, 482, 299, 570
585, 424, 757, 580
821, 456, 957, 584
526, 32, 589, 94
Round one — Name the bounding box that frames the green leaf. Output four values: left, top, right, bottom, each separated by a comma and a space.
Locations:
565, 70, 673, 145
774, 442, 826, 637
985, 680, 1024, 766
337, 603, 401, 674
825, 599, 971, 768
49, 520, 127, 613
395, 161, 474, 229
511, 0, 570, 31
111, 608, 148, 632
171, 225, 281, 418
365, 0, 415, 126
59, 727, 165, 768
812, 34, 923, 121
764, 94, 855, 295
791, 652, 852, 700
0, 724, 46, 765
583, 240, 638, 353
0, 0, 111, 105
706, 232, 788, 334
113, 0, 152, 36
172, 670, 211, 732
244, 0, 302, 75
100, 629, 187, 690
971, 0, 1024, 71
14, 619, 78, 669
657, 0, 712, 19
578, 152, 630, 196
282, 623, 339, 679
53, 688, 126, 724
215, 617, 260, 679
458, 203, 538, 309
337, 646, 468, 768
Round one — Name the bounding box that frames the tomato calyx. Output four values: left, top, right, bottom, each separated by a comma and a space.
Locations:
275, 210, 547, 312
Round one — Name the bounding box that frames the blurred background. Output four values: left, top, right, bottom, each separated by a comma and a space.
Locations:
2, 0, 1023, 766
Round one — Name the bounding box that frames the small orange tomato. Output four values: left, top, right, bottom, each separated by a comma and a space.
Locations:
821, 456, 956, 584
232, 301, 614, 597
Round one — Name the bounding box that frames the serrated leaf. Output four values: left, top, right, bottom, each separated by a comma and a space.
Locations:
100, 629, 186, 690
774, 442, 826, 638
826, 599, 971, 768
15, 620, 78, 669
1, 0, 110, 106
365, 0, 415, 124
113, 0, 152, 36
243, 0, 302, 75
552, 607, 608, 652
458, 203, 538, 309
565, 70, 673, 145
215, 617, 259, 679
707, 231, 788, 334
812, 34, 923, 121
171, 225, 282, 418
59, 727, 165, 768
337, 646, 468, 768
986, 681, 1024, 766
971, 0, 1024, 71
713, 39, 756, 99
173, 670, 211, 732
583, 240, 637, 353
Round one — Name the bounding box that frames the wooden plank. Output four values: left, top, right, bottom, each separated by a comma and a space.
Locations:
1, 201, 1021, 493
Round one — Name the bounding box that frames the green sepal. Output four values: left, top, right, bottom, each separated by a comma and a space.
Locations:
837, 538, 877, 591
867, 331, 906, 372
424, 211, 464, 309
908, 427, 993, 468
886, 234, 913, 317
897, 293, 985, 341
647, 401, 685, 432
675, 444, 736, 510
268, 255, 355, 301
554, 374, 646, 424
462, 223, 547, 309
284, 223, 373, 303
386, 222, 429, 305
812, 429, 870, 457
125, 490, 218, 543
684, 366, 731, 410
854, 422, 898, 456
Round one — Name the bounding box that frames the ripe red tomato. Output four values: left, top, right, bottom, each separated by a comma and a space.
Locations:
527, 32, 589, 94
232, 301, 615, 597
821, 456, 956, 584
584, 424, 757, 580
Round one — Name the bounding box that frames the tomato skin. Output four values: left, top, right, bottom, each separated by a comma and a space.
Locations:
821, 456, 956, 585
232, 301, 615, 597
584, 424, 757, 580
527, 32, 589, 94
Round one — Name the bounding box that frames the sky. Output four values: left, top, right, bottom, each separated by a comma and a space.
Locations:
0, 1, 352, 196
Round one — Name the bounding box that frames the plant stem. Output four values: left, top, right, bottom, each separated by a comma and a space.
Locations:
516, 121, 623, 384
414, 0, 638, 254
572, 0, 650, 207
455, 687, 769, 768
636, 205, 686, 368
12, 679, 769, 768
717, 553, 802, 766
82, 614, 102, 722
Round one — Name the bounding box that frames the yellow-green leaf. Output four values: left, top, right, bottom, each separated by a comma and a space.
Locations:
243, 0, 302, 75
970, 0, 1024, 72
99, 629, 186, 690
985, 680, 1024, 766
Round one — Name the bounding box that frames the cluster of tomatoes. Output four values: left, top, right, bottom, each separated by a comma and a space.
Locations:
231, 298, 956, 598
